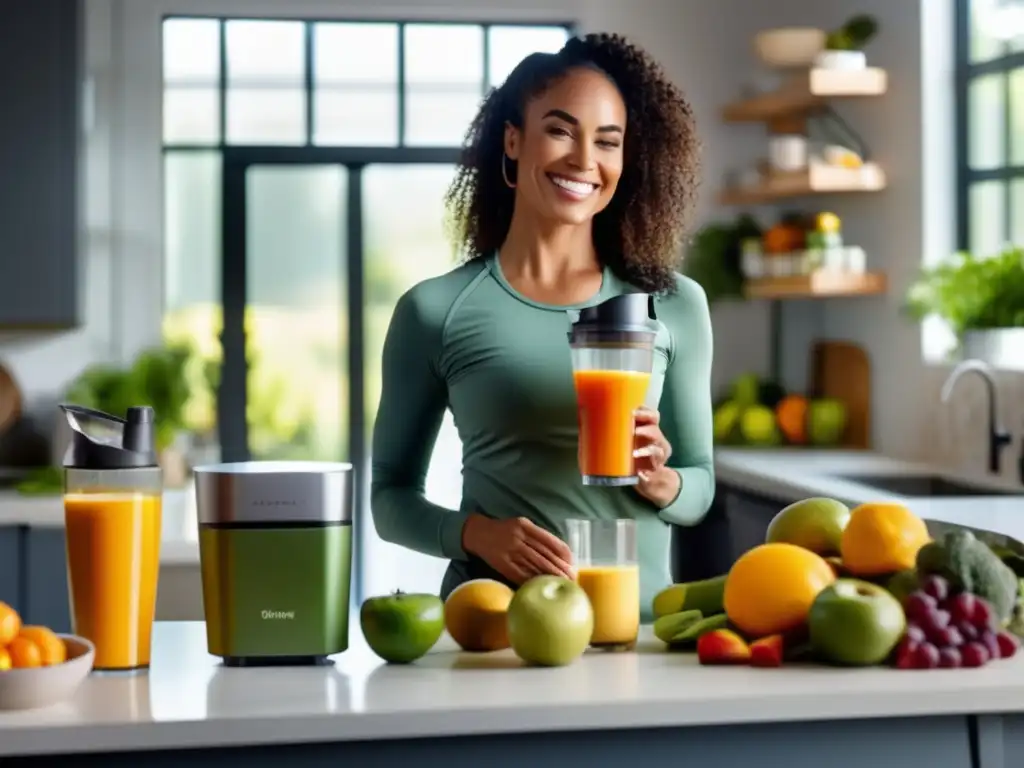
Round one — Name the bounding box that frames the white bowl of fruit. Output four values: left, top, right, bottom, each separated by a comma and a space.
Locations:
0, 602, 95, 711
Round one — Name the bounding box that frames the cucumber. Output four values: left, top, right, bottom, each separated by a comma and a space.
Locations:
653, 610, 703, 644
652, 575, 727, 619
668, 613, 730, 648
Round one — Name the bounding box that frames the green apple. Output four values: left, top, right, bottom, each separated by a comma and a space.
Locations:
360, 591, 445, 664
808, 579, 906, 666
808, 398, 848, 445
766, 497, 851, 555
507, 576, 594, 667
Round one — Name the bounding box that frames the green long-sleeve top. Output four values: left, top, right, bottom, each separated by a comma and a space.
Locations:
370, 252, 715, 621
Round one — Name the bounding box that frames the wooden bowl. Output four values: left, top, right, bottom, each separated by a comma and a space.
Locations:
0, 635, 95, 711
754, 27, 827, 69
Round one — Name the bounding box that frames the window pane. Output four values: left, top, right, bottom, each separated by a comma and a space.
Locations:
163, 18, 220, 83
314, 22, 398, 82
162, 151, 222, 440
1011, 68, 1024, 164
226, 20, 306, 144
404, 92, 480, 146
973, 0, 1012, 60
404, 24, 483, 85
315, 91, 397, 146
246, 166, 348, 461
969, 181, 1006, 256
487, 25, 569, 88
362, 163, 461, 597
313, 23, 398, 146
1011, 179, 1024, 245
969, 74, 1005, 169
404, 24, 483, 146
163, 87, 220, 144
225, 20, 304, 83
227, 89, 306, 145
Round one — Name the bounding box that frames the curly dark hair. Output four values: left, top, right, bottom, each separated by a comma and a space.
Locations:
444, 32, 700, 295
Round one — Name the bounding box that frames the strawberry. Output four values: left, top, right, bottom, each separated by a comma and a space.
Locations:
697, 629, 751, 665
749, 634, 784, 668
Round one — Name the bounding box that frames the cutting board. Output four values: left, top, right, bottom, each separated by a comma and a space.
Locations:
809, 340, 871, 449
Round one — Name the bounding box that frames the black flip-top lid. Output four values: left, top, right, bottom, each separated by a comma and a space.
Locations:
568, 293, 658, 342
59, 404, 159, 470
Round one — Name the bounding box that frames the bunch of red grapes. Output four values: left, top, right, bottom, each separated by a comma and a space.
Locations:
895, 575, 1020, 670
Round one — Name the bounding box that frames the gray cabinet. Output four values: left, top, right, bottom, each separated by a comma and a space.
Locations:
25, 528, 71, 633
0, 0, 83, 329
0, 528, 20, 611
0, 526, 71, 633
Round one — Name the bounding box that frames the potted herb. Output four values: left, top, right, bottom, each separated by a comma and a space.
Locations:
818, 14, 879, 70
904, 246, 1024, 368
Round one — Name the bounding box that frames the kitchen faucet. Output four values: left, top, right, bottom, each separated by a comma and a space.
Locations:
940, 359, 1012, 475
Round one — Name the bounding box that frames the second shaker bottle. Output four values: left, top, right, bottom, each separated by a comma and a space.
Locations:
60, 404, 163, 672
567, 293, 659, 486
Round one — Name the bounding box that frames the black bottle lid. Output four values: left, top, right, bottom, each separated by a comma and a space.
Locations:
567, 293, 658, 343
59, 404, 159, 470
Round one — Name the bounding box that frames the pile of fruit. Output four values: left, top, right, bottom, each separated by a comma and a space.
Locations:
0, 602, 68, 670
360, 574, 597, 668
713, 373, 847, 448
652, 497, 1024, 670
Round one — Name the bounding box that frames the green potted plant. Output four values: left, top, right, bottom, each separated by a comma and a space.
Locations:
818, 14, 879, 70
904, 246, 1024, 368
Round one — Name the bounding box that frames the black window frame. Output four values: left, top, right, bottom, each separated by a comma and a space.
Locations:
954, 0, 1024, 252
161, 15, 578, 153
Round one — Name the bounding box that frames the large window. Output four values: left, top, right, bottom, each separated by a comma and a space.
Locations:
161, 17, 570, 599
955, 0, 1024, 255
162, 17, 570, 450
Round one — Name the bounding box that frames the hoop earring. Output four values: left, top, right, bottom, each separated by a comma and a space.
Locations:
501, 153, 517, 188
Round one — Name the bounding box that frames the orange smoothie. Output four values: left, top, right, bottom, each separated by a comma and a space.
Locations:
64, 492, 162, 670
573, 369, 652, 479
576, 564, 640, 646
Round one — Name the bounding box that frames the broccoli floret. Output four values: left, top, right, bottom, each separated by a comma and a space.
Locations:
916, 530, 1018, 624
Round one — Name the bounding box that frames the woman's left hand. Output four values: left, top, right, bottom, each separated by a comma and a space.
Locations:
633, 406, 681, 508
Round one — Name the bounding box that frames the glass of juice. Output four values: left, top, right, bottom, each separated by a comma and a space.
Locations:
568, 293, 658, 486
60, 404, 163, 673
566, 518, 640, 649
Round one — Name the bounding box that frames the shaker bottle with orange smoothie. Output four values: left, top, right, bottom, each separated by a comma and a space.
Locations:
60, 404, 163, 672
567, 293, 659, 486
566, 519, 640, 648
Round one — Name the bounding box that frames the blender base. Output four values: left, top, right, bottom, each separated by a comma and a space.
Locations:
582, 475, 639, 487
220, 655, 333, 668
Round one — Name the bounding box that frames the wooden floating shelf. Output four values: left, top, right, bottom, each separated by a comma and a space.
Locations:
719, 162, 886, 205
722, 68, 888, 123
744, 271, 887, 299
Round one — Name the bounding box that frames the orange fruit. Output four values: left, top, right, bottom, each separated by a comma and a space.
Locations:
443, 579, 514, 652
840, 502, 931, 576
7, 636, 42, 669
724, 543, 836, 637
0, 602, 21, 646
18, 626, 66, 666
0, 647, 11, 672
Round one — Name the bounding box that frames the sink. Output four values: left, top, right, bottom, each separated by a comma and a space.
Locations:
829, 473, 1023, 497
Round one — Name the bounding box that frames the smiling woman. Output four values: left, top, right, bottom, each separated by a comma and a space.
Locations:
370, 33, 712, 623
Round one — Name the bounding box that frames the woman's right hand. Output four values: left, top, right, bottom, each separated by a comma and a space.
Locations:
461, 514, 575, 584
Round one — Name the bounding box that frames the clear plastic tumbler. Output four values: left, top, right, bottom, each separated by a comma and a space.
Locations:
567, 293, 658, 487
566, 518, 640, 648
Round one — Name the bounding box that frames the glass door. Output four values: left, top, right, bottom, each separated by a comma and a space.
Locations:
361, 163, 464, 598
220, 159, 464, 602
242, 165, 349, 462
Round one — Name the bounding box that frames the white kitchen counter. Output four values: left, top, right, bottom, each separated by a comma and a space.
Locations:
715, 448, 1024, 539
1, 620, 1024, 758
